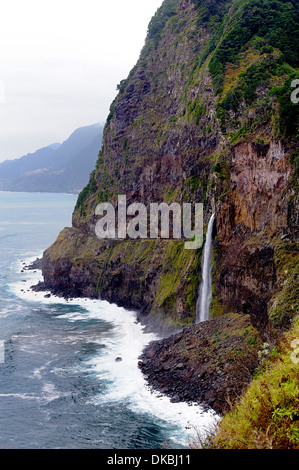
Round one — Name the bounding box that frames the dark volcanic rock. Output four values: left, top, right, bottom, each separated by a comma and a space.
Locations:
139, 313, 264, 415
25, 258, 42, 271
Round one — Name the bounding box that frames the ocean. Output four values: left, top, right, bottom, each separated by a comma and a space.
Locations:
0, 191, 217, 449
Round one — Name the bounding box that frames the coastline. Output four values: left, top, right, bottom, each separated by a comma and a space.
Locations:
14, 255, 219, 447
26, 257, 262, 417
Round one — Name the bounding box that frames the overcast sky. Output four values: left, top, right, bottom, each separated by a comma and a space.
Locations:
0, 0, 163, 162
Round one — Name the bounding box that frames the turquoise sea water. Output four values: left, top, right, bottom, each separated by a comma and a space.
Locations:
0, 191, 216, 449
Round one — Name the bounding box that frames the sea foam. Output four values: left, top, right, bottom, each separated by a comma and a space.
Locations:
9, 254, 219, 447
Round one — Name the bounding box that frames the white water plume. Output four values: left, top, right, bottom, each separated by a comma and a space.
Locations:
196, 214, 215, 323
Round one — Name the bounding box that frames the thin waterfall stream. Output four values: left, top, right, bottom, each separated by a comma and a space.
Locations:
196, 213, 215, 323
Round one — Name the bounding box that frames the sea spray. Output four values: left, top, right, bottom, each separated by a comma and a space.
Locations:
196, 214, 215, 323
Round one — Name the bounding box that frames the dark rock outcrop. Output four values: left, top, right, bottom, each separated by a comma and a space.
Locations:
139, 313, 264, 414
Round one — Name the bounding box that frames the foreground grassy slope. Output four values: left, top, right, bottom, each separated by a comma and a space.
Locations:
214, 317, 299, 449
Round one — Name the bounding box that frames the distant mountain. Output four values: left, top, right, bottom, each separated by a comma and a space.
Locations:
0, 123, 103, 193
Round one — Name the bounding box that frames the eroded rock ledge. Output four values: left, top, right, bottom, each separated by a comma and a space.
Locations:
138, 313, 267, 415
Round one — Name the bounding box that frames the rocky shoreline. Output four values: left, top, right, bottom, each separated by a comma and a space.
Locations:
138, 313, 264, 415
28, 260, 267, 416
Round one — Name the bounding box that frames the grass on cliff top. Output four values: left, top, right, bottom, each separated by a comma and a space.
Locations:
214, 317, 299, 449
207, 0, 299, 93
269, 243, 299, 328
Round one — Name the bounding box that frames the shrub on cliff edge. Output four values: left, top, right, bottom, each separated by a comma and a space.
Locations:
213, 317, 299, 449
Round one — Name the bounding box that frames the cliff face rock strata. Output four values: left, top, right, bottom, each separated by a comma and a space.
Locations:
40, 0, 298, 334
40, 232, 199, 329
214, 141, 297, 328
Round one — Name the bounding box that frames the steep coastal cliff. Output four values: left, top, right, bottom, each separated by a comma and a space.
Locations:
40, 0, 298, 328
36, 0, 298, 433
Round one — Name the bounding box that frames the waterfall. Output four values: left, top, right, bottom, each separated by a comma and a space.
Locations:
195, 213, 215, 323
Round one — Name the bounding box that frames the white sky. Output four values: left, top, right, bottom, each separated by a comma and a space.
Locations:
0, 0, 163, 161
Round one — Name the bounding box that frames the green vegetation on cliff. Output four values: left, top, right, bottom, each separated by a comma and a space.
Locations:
205, 0, 299, 92
75, 169, 97, 214
189, 0, 299, 147
62, 0, 299, 326
214, 317, 299, 449
269, 244, 299, 328
42, 0, 299, 449
146, 0, 180, 50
